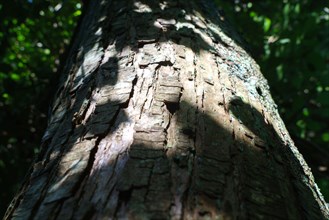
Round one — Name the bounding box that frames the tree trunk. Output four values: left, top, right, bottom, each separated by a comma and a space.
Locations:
5, 0, 329, 219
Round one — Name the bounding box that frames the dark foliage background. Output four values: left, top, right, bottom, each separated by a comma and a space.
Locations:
0, 0, 328, 216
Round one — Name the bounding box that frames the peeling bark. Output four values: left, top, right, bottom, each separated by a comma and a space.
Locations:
5, 0, 329, 219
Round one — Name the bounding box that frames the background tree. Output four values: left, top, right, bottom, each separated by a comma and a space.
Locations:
2, 2, 326, 217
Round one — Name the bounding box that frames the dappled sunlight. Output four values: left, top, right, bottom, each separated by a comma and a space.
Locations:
64, 97, 293, 219
133, 1, 153, 13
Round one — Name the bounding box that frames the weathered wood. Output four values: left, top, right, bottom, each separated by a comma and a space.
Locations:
5, 0, 329, 219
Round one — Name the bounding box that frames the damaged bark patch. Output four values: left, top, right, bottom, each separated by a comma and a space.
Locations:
164, 101, 180, 115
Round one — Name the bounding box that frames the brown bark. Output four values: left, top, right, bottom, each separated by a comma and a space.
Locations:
5, 0, 329, 219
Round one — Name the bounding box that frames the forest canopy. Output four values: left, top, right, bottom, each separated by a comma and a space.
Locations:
0, 0, 328, 216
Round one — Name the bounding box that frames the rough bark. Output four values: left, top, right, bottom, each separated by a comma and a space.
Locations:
5, 0, 329, 219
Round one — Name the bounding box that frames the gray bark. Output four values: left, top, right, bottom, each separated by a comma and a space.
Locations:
5, 0, 329, 219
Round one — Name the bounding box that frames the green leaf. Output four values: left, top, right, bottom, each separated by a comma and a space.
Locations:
279, 38, 291, 44
2, 93, 9, 99
322, 133, 329, 142
18, 62, 24, 68
8, 53, 15, 60
17, 34, 25, 42
44, 48, 51, 55
263, 17, 271, 32
294, 4, 300, 14
283, 4, 290, 16
10, 73, 20, 81
250, 11, 256, 18
8, 137, 17, 144
73, 10, 81, 17
316, 86, 323, 93
302, 108, 309, 117
276, 65, 283, 80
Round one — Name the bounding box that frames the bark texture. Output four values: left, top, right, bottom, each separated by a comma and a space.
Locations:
5, 0, 329, 219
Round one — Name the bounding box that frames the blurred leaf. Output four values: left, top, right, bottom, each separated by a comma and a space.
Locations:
276, 65, 283, 80
44, 48, 51, 55
322, 133, 329, 142
297, 119, 306, 129
279, 38, 291, 44
73, 10, 81, 17
264, 17, 271, 32
303, 108, 309, 117
317, 86, 323, 93
10, 73, 20, 81
2, 93, 9, 99
0, 160, 5, 169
